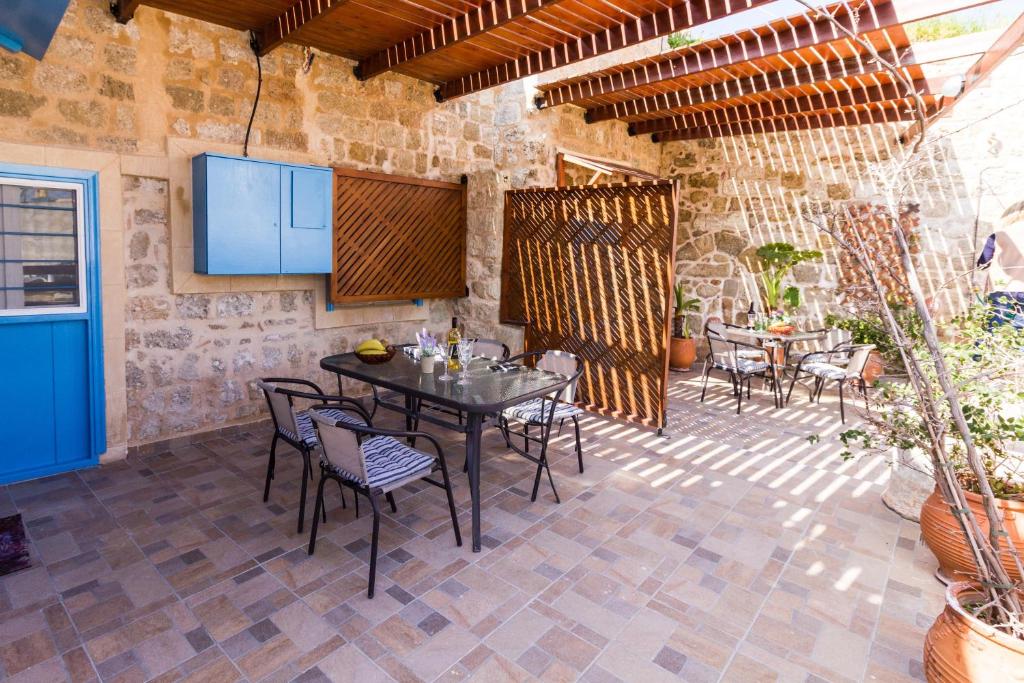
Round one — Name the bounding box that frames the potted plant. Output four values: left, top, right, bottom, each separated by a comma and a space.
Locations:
823, 303, 921, 385
752, 242, 822, 314
793, 2, 1023, 673
670, 282, 700, 371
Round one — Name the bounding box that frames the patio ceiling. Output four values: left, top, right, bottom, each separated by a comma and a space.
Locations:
112, 0, 779, 101
535, 0, 1024, 141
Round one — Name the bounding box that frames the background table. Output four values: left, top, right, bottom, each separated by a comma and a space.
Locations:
320, 352, 570, 552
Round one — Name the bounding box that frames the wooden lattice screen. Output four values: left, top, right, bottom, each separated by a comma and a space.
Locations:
501, 181, 679, 429
332, 168, 467, 303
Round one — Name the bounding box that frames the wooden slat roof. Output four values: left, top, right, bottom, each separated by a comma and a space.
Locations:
535, 0, 1021, 141
120, 0, 776, 101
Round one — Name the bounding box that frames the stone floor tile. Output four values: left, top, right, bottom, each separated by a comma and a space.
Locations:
0, 376, 948, 683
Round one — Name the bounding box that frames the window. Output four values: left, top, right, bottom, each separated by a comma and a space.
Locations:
0, 178, 86, 315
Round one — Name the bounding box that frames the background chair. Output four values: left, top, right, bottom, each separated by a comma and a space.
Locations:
257, 378, 367, 534
498, 350, 585, 503
786, 344, 875, 423
307, 405, 461, 598
472, 338, 511, 361
699, 323, 777, 413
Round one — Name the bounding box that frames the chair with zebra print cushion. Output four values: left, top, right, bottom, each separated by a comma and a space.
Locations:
257, 379, 369, 534
497, 350, 585, 504
699, 322, 779, 414
306, 405, 461, 598
786, 343, 875, 423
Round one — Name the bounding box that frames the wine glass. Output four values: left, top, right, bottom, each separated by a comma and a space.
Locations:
437, 343, 453, 382
456, 339, 474, 386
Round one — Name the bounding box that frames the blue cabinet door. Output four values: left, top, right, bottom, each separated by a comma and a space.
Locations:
281, 166, 332, 274
195, 155, 281, 274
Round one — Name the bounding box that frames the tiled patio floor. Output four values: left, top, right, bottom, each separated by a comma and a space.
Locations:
0, 373, 944, 682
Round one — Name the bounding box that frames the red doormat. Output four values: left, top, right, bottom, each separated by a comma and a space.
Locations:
0, 514, 31, 577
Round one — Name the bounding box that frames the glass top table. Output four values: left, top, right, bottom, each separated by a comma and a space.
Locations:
320, 351, 571, 552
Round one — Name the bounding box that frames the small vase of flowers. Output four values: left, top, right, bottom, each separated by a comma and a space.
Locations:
416, 330, 438, 373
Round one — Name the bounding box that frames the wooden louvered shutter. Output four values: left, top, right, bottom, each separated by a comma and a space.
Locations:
500, 181, 679, 429
331, 168, 467, 303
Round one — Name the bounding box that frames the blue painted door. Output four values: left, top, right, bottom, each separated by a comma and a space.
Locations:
0, 170, 104, 483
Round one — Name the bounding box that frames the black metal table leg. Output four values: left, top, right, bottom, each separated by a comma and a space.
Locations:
465, 412, 483, 552
404, 393, 415, 446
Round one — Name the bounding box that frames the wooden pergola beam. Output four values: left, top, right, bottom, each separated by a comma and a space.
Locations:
618, 50, 908, 131
652, 104, 932, 142
435, 0, 777, 102
541, 0, 996, 110
654, 80, 934, 132
255, 0, 353, 56
357, 0, 568, 81
624, 38, 985, 136
901, 10, 1024, 141
111, 0, 142, 24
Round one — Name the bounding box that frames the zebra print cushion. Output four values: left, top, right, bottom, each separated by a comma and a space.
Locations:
802, 362, 848, 381
325, 436, 435, 489
285, 408, 365, 447
713, 358, 769, 374
503, 398, 583, 424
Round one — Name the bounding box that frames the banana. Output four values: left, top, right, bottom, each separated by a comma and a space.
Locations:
355, 339, 385, 354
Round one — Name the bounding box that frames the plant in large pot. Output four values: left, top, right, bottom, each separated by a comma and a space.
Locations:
824, 301, 922, 385
806, 209, 1024, 680
670, 282, 700, 371
794, 1, 1024, 676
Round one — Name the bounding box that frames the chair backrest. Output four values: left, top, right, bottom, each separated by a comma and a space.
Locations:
538, 350, 581, 403
309, 409, 367, 482
846, 344, 876, 378
473, 338, 510, 361
704, 322, 737, 368
828, 327, 853, 350
257, 380, 298, 437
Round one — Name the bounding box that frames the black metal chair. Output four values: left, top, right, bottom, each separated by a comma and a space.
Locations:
786, 343, 875, 423
306, 405, 461, 598
257, 378, 367, 534
699, 323, 779, 414
497, 350, 585, 504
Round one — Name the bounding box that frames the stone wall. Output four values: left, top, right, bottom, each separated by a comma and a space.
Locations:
5, 1, 1018, 448
0, 0, 660, 448
662, 50, 1024, 331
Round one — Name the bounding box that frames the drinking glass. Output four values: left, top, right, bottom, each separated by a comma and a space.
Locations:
437, 344, 453, 382
456, 339, 474, 386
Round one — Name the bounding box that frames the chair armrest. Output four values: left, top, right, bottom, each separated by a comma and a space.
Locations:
292, 392, 371, 421
260, 377, 326, 395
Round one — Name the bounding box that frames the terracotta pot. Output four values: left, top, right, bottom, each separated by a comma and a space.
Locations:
923, 582, 1024, 682
920, 486, 1024, 584
862, 350, 884, 386
669, 337, 696, 371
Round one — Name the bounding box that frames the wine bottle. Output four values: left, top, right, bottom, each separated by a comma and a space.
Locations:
447, 317, 461, 370
747, 301, 756, 328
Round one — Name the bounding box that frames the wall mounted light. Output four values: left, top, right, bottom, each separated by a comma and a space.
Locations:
940, 74, 966, 99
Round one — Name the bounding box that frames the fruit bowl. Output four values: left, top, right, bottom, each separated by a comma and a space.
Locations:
355, 346, 396, 364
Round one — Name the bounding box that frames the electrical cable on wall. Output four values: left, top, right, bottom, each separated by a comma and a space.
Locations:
243, 30, 262, 158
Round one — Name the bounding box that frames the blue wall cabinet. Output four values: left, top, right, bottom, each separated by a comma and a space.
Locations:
192, 153, 332, 275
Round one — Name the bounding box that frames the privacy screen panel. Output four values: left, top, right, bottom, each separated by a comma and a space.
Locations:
332, 168, 467, 303
501, 181, 678, 429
